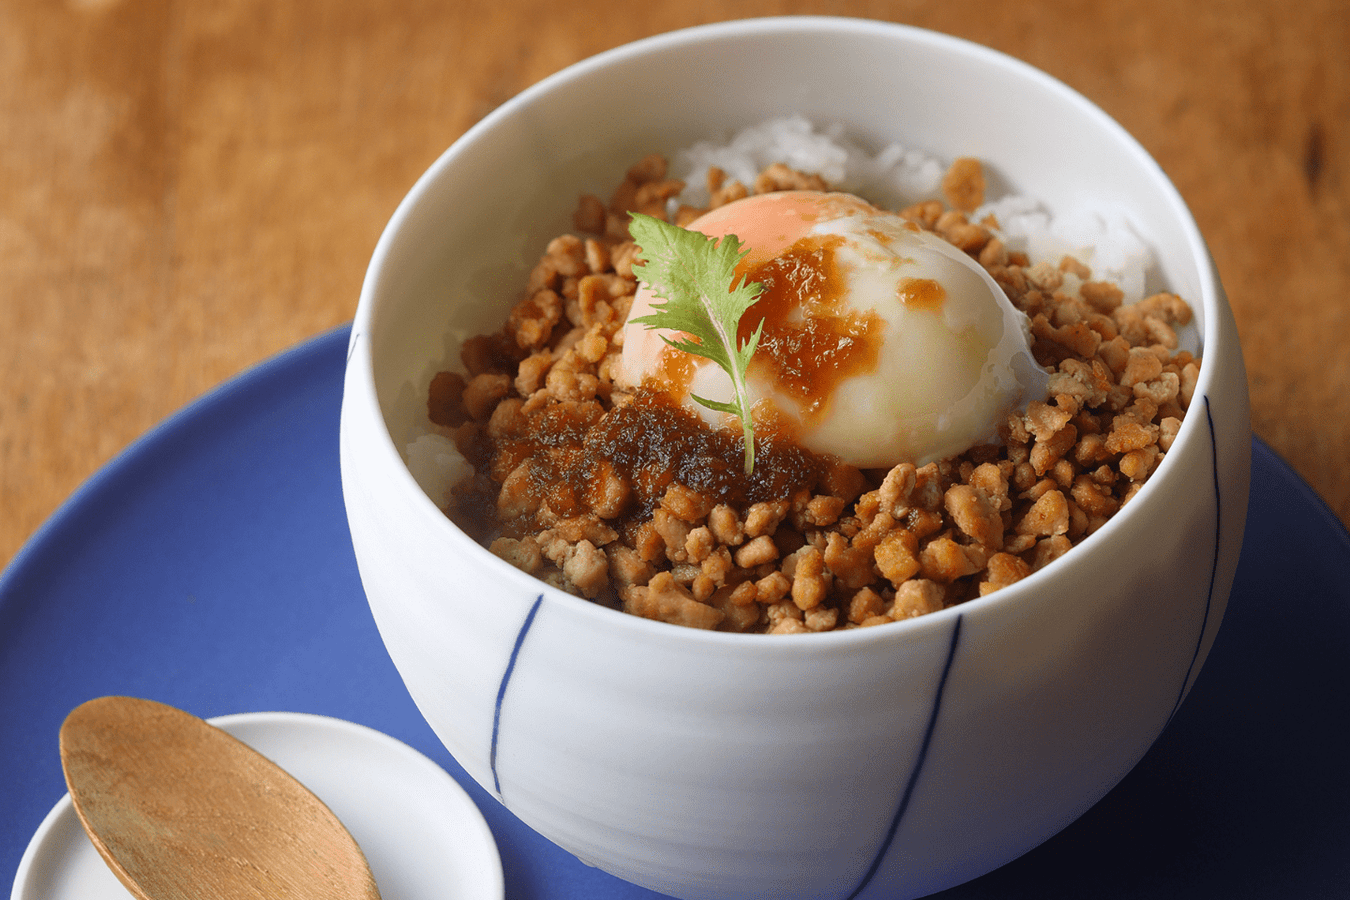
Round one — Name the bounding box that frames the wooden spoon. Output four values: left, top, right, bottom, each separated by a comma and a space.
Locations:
59, 696, 382, 900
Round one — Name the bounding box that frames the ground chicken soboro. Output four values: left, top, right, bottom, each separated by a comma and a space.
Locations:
426, 155, 1201, 633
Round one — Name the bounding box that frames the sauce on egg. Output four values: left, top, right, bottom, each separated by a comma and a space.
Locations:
740, 236, 884, 424
898, 277, 945, 311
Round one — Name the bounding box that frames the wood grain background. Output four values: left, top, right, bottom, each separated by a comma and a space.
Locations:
2, 0, 1347, 570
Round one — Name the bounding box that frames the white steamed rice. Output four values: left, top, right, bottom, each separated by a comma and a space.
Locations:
671, 116, 1155, 304
671, 115, 946, 211
405, 431, 474, 508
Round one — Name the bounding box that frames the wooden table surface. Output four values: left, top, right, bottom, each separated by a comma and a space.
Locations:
2, 0, 1347, 571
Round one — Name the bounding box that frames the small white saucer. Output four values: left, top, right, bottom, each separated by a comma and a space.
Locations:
11, 711, 504, 900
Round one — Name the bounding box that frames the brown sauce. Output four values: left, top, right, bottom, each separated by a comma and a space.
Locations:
898, 276, 945, 311
473, 387, 828, 536
737, 235, 883, 422
591, 389, 825, 511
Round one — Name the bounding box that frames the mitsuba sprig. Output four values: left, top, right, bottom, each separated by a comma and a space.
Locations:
627, 212, 765, 474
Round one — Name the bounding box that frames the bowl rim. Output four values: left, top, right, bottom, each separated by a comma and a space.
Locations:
345, 14, 1231, 647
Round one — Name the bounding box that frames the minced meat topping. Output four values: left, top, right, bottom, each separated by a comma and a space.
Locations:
426, 155, 1199, 633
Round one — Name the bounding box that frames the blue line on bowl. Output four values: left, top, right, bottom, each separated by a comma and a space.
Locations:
1169, 396, 1221, 724
846, 612, 964, 900
492, 593, 545, 796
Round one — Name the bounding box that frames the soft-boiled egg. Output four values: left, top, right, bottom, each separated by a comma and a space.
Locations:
617, 190, 1049, 469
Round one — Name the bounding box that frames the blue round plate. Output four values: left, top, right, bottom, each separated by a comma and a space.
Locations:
4, 325, 1349, 898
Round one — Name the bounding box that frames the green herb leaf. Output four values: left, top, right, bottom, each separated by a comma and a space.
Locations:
627, 212, 764, 474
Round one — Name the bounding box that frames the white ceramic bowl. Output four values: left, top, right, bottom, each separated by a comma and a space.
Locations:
340, 17, 1251, 900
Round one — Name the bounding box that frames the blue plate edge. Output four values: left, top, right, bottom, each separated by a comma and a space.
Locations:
0, 324, 354, 597
1250, 438, 1350, 551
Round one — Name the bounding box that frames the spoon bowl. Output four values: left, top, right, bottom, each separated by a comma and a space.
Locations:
59, 696, 382, 900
